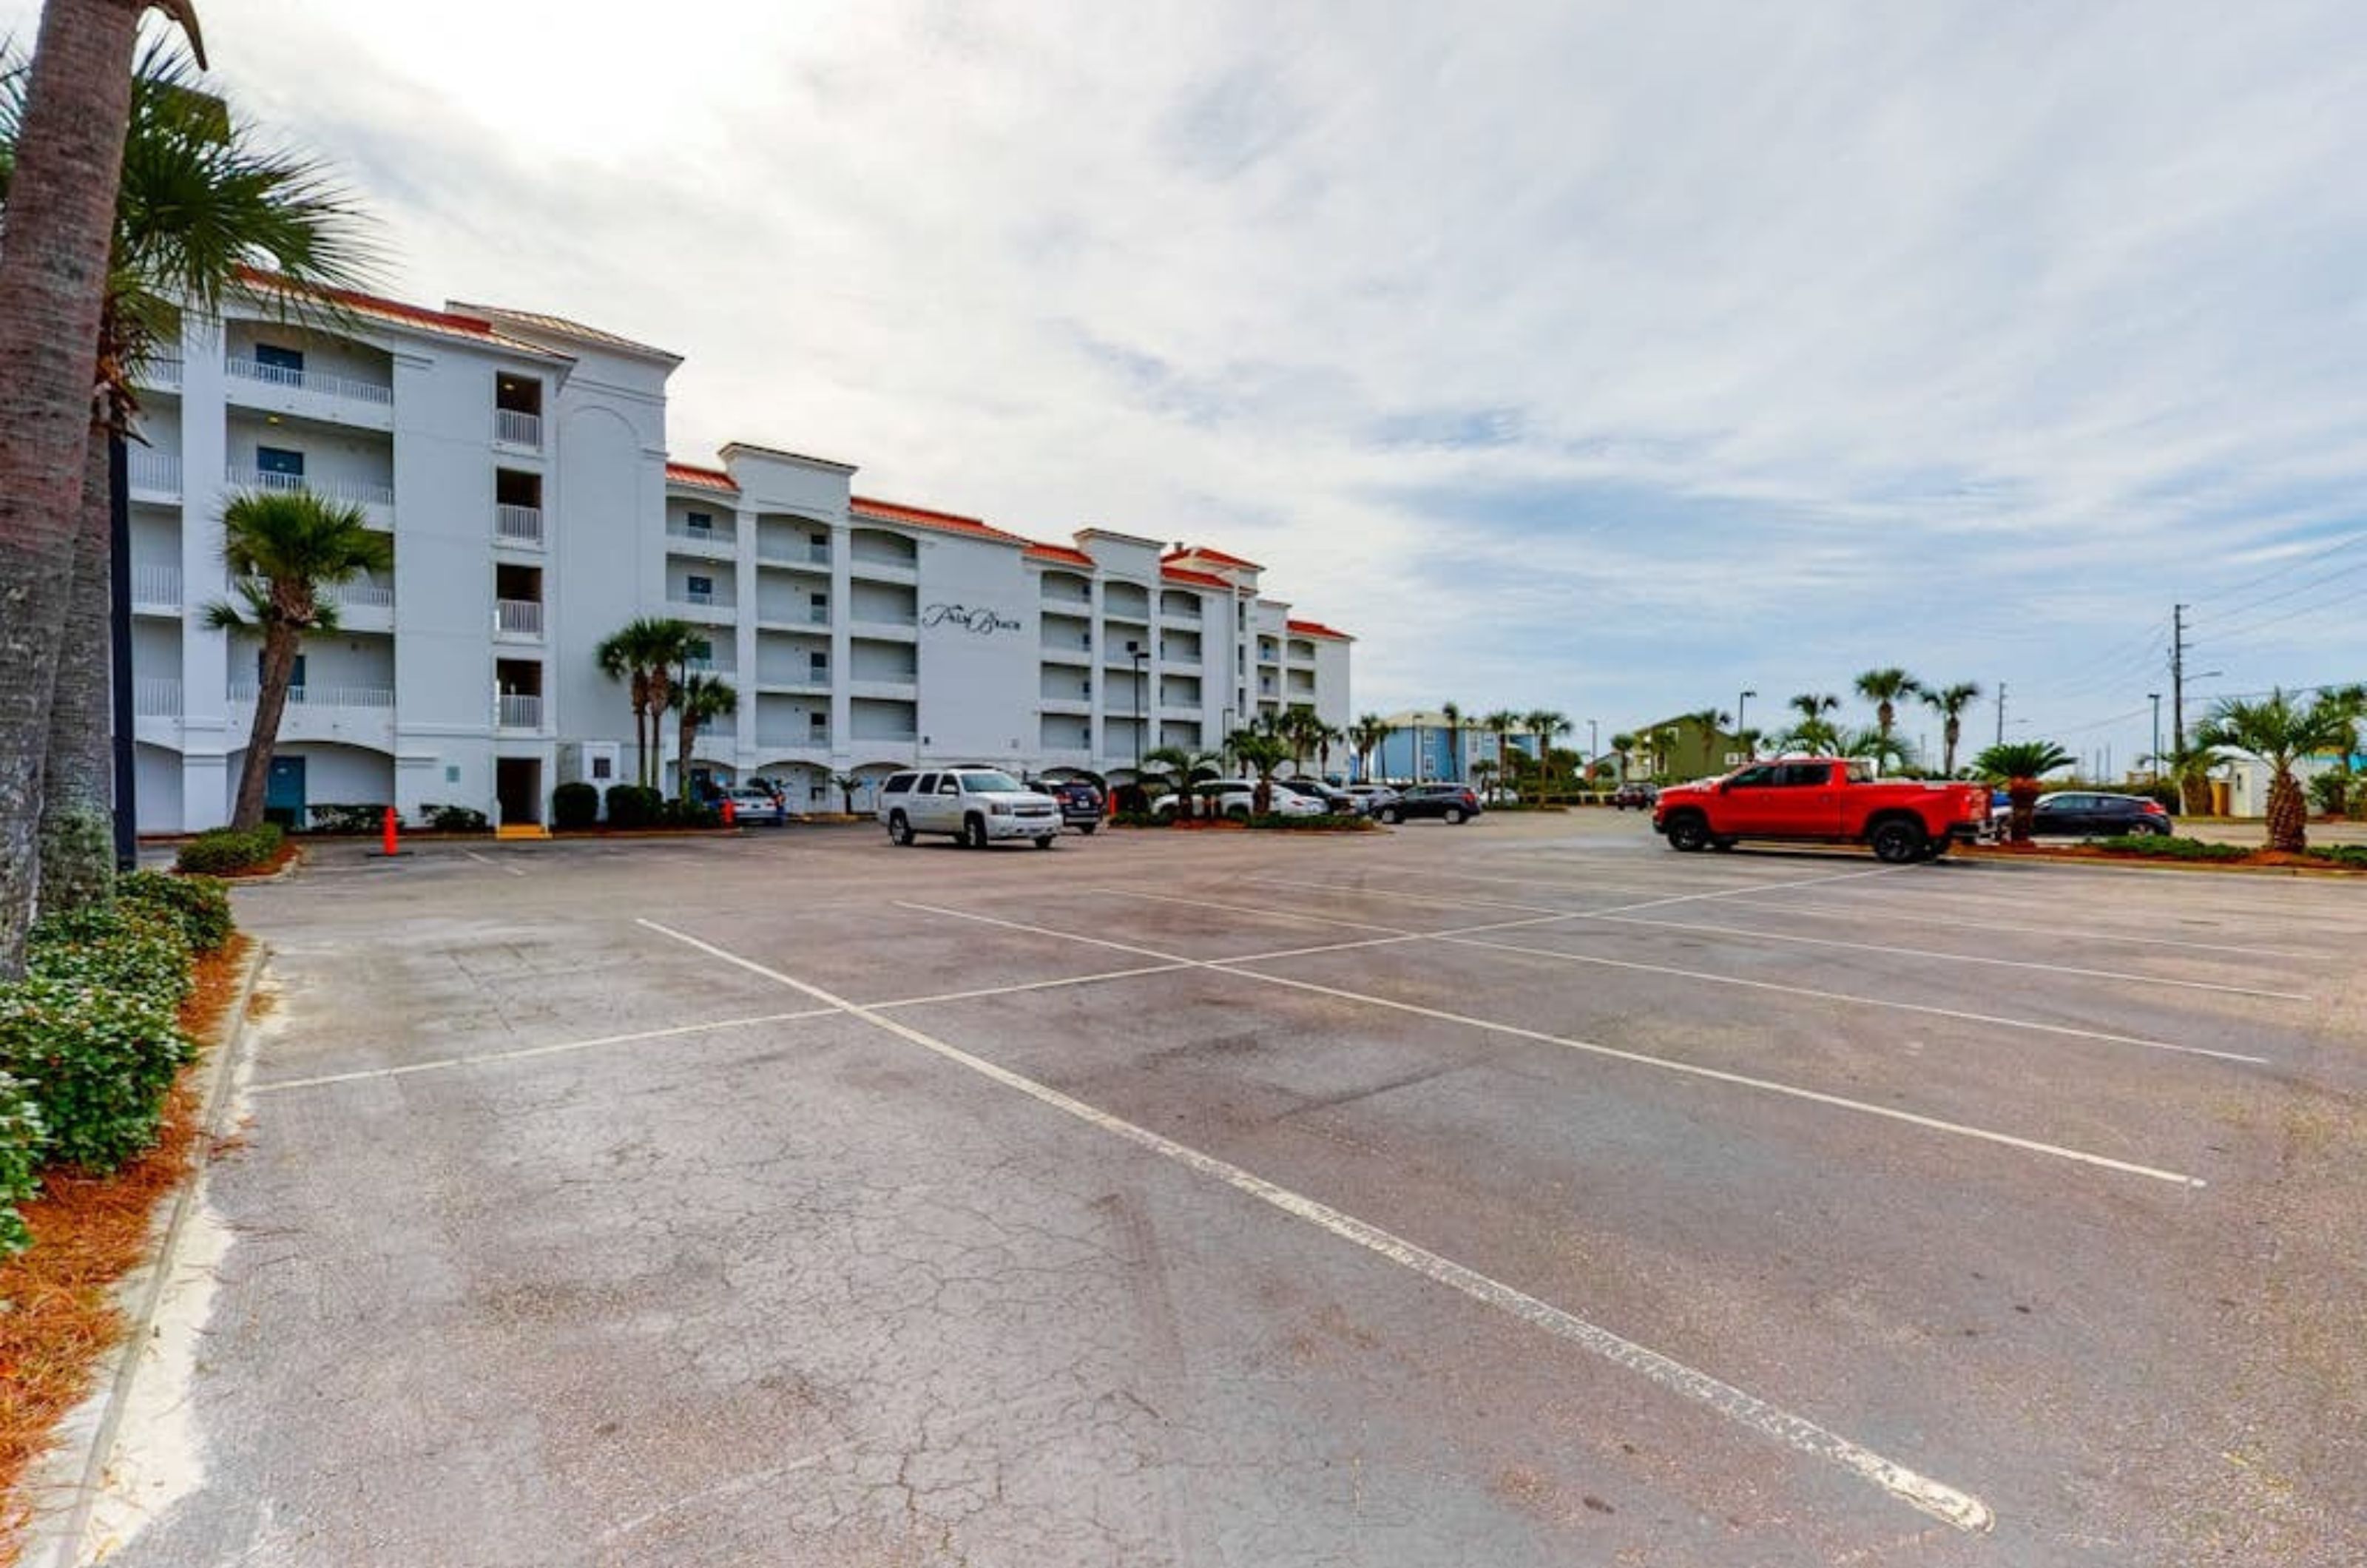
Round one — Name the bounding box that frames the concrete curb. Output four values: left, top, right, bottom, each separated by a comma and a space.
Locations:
1954, 848, 2365, 879
23, 939, 269, 1568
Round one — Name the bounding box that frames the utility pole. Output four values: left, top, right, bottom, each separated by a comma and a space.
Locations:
1995, 682, 2008, 747
2148, 692, 2162, 779
2170, 604, 2189, 762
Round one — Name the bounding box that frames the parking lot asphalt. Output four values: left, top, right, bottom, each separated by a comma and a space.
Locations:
83, 813, 2367, 1566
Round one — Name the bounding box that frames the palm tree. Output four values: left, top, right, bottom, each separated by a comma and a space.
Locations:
1732, 726, 1766, 760
1227, 726, 1292, 815
1277, 704, 1327, 773
1854, 669, 1922, 746
1842, 726, 1912, 774
1782, 717, 1845, 757
1524, 710, 1570, 788
595, 617, 695, 788
831, 772, 862, 814
1973, 739, 2074, 843
1479, 709, 1522, 799
1438, 701, 1464, 783
1789, 692, 1841, 726
1349, 713, 1391, 784
1608, 731, 1637, 784
2194, 689, 2356, 853
2309, 683, 2366, 817
2164, 743, 2227, 820
672, 674, 737, 801
7, 41, 374, 912
0, 0, 205, 975
1920, 681, 1983, 777
203, 490, 392, 829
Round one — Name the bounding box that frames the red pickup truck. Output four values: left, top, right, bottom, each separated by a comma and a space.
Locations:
1652, 757, 1994, 862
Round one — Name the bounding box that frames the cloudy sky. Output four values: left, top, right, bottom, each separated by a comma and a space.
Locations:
15, 0, 2365, 767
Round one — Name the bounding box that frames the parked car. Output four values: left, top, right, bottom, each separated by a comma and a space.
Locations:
877, 768, 1062, 848
1373, 783, 1483, 824
1611, 782, 1659, 811
1274, 778, 1358, 814
1345, 784, 1399, 814
723, 786, 788, 826
2029, 791, 2172, 838
1149, 779, 1326, 822
1038, 778, 1105, 833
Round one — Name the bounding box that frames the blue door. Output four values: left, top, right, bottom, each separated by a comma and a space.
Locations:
265, 755, 306, 828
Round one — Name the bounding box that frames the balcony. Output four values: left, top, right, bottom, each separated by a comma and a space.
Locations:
755, 731, 831, 751
135, 677, 182, 717
496, 692, 543, 730
756, 538, 832, 572
683, 656, 738, 677
223, 467, 395, 528
494, 598, 544, 638
496, 504, 544, 546
666, 521, 736, 555
131, 564, 182, 612
134, 355, 182, 394
227, 681, 396, 748
495, 409, 543, 449
224, 356, 395, 430
128, 450, 181, 501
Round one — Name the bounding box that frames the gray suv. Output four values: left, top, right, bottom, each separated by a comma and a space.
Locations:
878, 768, 1062, 849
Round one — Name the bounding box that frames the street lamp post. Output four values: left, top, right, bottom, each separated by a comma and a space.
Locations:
1127, 641, 1147, 780
1587, 718, 1599, 777
1737, 689, 1756, 751
2148, 692, 2162, 781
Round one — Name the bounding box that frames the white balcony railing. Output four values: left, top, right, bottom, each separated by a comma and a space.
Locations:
495, 598, 544, 635
226, 356, 394, 405
135, 355, 183, 391
674, 587, 732, 610
328, 580, 394, 609
757, 539, 832, 566
227, 682, 395, 709
495, 409, 543, 447
128, 450, 181, 494
669, 521, 733, 548
131, 564, 182, 607
135, 677, 183, 717
683, 658, 736, 676
224, 467, 395, 509
496, 504, 544, 544
496, 692, 543, 729
756, 731, 830, 749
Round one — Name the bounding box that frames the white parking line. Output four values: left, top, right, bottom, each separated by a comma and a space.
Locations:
636, 918, 1995, 1535
1701, 896, 2318, 962
1584, 914, 2309, 1001
1089, 888, 2266, 1067
250, 1007, 843, 1093
891, 904, 2207, 1188
461, 849, 528, 878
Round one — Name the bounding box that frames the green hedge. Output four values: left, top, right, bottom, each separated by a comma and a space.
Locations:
0, 1072, 44, 1258
117, 871, 234, 954
1248, 812, 1373, 831
418, 802, 490, 833
28, 905, 195, 1011
0, 979, 192, 1175
604, 784, 663, 829
303, 802, 386, 834
175, 822, 283, 874
551, 781, 600, 830
2093, 835, 2249, 861
2309, 843, 2367, 868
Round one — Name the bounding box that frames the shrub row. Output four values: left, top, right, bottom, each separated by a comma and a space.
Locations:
2093, 835, 2252, 861
175, 822, 283, 874
1248, 813, 1373, 831
600, 785, 720, 830
118, 870, 234, 954
302, 802, 387, 834
0, 1074, 42, 1257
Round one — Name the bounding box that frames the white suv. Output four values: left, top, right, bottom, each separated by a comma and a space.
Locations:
878, 768, 1063, 849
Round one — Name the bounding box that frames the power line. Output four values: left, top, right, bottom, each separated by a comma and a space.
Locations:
2189, 529, 2367, 608
2208, 581, 2367, 646
2191, 556, 2367, 626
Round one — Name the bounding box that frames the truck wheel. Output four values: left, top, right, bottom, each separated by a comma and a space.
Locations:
1870, 819, 1926, 864
1033, 834, 1055, 850
888, 811, 914, 846
1664, 813, 1709, 852
1077, 822, 1098, 836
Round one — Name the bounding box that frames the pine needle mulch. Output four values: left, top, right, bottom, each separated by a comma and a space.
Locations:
0, 933, 255, 1564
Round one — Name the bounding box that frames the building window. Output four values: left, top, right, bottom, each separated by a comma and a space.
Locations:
689, 638, 712, 663
254, 343, 305, 374
808, 711, 826, 731
686, 574, 713, 604
256, 445, 304, 478
685, 510, 713, 537
809, 651, 828, 675
590, 755, 613, 781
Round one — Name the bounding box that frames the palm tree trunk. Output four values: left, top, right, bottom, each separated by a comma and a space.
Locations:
0, 0, 146, 975
676, 712, 696, 801
1942, 720, 1959, 777
231, 626, 303, 829
36, 429, 120, 912
2008, 779, 2040, 843
2266, 771, 2307, 854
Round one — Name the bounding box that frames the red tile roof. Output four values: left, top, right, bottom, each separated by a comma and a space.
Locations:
666, 462, 739, 494
1164, 544, 1263, 571
851, 496, 1032, 547
1286, 618, 1353, 641
1159, 565, 1235, 591
1024, 543, 1098, 568
232, 267, 556, 354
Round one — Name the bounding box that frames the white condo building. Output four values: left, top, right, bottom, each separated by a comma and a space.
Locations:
123, 277, 1353, 828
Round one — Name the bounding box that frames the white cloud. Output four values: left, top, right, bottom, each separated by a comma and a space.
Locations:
17, 0, 2364, 764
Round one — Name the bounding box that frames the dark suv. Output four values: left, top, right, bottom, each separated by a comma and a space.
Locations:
1041, 779, 1104, 834
1374, 783, 1482, 824
1611, 782, 1659, 811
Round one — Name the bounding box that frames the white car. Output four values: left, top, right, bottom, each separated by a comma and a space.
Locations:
877, 768, 1062, 849
1345, 784, 1399, 813
1149, 779, 1326, 822
723, 786, 788, 825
